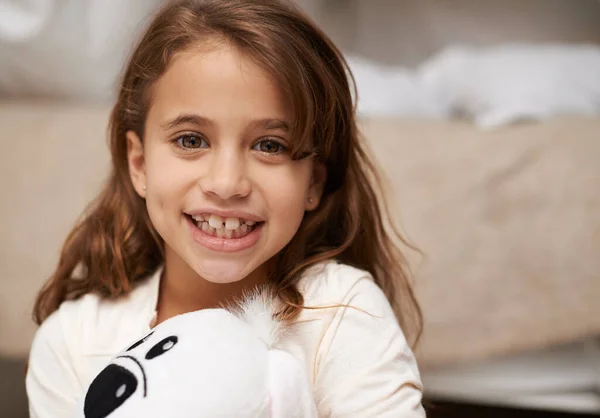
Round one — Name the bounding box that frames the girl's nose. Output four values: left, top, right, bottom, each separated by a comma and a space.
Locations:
198, 149, 251, 200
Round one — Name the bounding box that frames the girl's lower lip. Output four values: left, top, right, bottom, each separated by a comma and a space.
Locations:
186, 216, 263, 253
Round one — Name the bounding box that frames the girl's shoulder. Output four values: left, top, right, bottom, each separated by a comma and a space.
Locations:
286, 261, 413, 394
34, 269, 161, 358
28, 270, 161, 400
298, 261, 384, 309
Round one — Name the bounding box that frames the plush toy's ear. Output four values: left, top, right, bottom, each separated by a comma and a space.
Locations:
267, 350, 318, 418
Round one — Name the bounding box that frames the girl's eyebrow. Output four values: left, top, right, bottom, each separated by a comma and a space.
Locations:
161, 113, 290, 132
161, 114, 212, 130
249, 118, 290, 133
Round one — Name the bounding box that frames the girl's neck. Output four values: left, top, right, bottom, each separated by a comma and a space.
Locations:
154, 252, 269, 326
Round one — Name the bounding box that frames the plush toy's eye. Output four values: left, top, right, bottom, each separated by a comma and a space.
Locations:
84, 364, 138, 418
145, 336, 178, 360
126, 331, 154, 352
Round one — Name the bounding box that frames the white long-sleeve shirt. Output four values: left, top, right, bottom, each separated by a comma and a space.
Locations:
26, 261, 425, 417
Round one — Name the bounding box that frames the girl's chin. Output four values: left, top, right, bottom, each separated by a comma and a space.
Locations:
190, 260, 259, 285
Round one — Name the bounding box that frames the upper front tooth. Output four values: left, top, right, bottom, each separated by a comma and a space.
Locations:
208, 215, 224, 229
225, 218, 241, 230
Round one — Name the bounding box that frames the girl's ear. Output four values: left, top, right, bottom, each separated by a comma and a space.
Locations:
126, 130, 147, 198
305, 162, 327, 211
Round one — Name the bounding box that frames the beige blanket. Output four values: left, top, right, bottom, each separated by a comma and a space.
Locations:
1, 101, 598, 369
361, 117, 600, 368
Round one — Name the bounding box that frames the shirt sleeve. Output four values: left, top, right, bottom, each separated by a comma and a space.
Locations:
26, 308, 83, 418
314, 277, 425, 418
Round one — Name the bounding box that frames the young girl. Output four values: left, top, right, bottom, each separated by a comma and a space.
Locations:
26, 0, 425, 416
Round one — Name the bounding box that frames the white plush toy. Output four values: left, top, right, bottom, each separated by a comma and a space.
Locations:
75, 293, 317, 418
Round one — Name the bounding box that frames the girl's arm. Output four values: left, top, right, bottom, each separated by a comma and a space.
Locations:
315, 277, 425, 417
26, 310, 83, 417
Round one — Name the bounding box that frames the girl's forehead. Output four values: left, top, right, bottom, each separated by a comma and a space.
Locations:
146, 45, 292, 130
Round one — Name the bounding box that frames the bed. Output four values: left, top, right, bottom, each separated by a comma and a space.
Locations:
1, 101, 599, 415
360, 116, 600, 413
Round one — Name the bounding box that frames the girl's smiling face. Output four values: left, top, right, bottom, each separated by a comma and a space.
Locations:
127, 44, 324, 285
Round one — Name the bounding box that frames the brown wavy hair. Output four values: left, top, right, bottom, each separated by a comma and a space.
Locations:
33, 0, 422, 346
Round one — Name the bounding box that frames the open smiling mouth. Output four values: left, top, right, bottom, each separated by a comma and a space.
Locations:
185, 213, 264, 239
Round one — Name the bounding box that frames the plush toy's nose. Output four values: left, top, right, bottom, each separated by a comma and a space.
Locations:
83, 364, 138, 418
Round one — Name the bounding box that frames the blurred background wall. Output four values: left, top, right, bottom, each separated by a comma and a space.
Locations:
304, 0, 600, 65
3, 0, 600, 101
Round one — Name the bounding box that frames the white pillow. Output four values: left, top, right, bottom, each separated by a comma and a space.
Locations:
417, 44, 600, 128
345, 54, 447, 118
0, 0, 161, 101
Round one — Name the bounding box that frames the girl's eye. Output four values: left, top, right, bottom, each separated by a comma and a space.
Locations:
176, 134, 207, 149
253, 139, 287, 154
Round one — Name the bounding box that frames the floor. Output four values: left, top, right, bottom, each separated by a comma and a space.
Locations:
0, 356, 28, 418
426, 399, 600, 418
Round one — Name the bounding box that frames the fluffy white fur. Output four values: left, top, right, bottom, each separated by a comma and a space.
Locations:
229, 288, 283, 349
